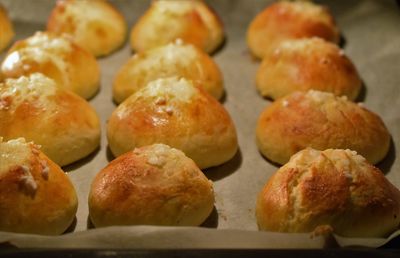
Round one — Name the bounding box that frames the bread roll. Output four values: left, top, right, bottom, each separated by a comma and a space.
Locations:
113, 40, 223, 104
1, 31, 100, 99
107, 77, 238, 169
247, 0, 339, 59
256, 38, 361, 100
89, 143, 214, 227
0, 4, 14, 52
256, 148, 400, 237
256, 90, 390, 165
0, 137, 78, 235
130, 0, 224, 54
47, 0, 127, 57
0, 73, 101, 166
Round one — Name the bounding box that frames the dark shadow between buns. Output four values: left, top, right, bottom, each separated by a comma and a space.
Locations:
200, 206, 218, 228
63, 216, 77, 234
63, 146, 101, 173
204, 148, 242, 181
377, 137, 396, 175
355, 80, 367, 103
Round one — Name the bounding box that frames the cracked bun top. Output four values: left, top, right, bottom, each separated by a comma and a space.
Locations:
256, 148, 400, 237
0, 137, 77, 235
107, 76, 238, 169
256, 90, 390, 165
89, 143, 214, 227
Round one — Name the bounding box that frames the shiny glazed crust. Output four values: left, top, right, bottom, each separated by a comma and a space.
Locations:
0, 74, 101, 166
89, 143, 214, 227
256, 38, 361, 100
47, 0, 127, 57
1, 32, 100, 99
0, 4, 14, 52
247, 1, 339, 59
256, 148, 400, 237
256, 91, 390, 165
107, 77, 238, 169
0, 138, 78, 235
113, 41, 224, 104
130, 0, 224, 54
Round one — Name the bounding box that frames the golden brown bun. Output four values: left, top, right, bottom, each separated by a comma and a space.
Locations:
256, 38, 361, 100
0, 138, 78, 235
0, 73, 101, 166
256, 91, 390, 165
107, 77, 238, 169
256, 148, 400, 237
130, 0, 224, 54
89, 143, 214, 227
1, 31, 100, 99
247, 1, 339, 59
113, 40, 224, 104
0, 4, 14, 52
47, 0, 127, 57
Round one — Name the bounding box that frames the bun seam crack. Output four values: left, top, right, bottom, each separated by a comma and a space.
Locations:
286, 161, 314, 231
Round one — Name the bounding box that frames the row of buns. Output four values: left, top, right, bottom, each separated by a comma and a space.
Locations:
0, 32, 224, 102
0, 71, 237, 169
3, 138, 398, 237
1, 0, 225, 57
0, 138, 215, 234
247, 0, 389, 167
249, 0, 400, 238
0, 0, 399, 240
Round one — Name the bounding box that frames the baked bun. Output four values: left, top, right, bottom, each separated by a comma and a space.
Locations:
130, 0, 224, 54
256, 90, 390, 165
47, 0, 127, 57
256, 38, 361, 100
113, 40, 223, 104
247, 1, 339, 59
89, 143, 214, 227
0, 4, 14, 52
1, 31, 100, 99
0, 138, 78, 235
107, 77, 238, 169
0, 73, 101, 166
256, 148, 400, 237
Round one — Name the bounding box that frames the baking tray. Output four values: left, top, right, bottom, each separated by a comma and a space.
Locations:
0, 0, 399, 249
